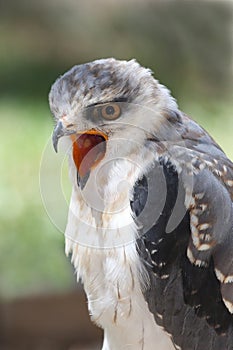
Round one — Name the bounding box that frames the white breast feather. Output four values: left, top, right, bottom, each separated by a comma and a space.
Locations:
65, 141, 175, 350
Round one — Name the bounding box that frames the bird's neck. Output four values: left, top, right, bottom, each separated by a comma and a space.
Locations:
64, 139, 157, 252
64, 146, 175, 350
65, 156, 138, 252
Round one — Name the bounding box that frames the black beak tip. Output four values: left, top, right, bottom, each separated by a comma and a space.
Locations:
52, 120, 76, 153
52, 120, 64, 153
52, 135, 58, 153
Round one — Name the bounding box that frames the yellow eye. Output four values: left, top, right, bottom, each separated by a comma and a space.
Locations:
100, 103, 121, 120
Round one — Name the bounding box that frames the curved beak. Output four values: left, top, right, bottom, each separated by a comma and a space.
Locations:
52, 121, 76, 152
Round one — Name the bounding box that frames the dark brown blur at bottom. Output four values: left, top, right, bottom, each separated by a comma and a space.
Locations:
0, 289, 102, 350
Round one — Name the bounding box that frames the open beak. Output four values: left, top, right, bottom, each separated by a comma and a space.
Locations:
71, 130, 108, 181
52, 120, 76, 152
53, 120, 108, 189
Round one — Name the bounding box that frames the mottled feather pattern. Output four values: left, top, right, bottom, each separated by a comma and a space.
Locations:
132, 127, 233, 348
50, 58, 233, 349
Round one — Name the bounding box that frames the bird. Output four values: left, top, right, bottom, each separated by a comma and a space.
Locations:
49, 58, 233, 350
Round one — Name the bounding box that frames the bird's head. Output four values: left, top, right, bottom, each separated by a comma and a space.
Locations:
49, 58, 178, 189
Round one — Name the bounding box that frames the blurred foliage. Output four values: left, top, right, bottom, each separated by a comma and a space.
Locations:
0, 100, 75, 298
0, 0, 232, 298
0, 0, 232, 100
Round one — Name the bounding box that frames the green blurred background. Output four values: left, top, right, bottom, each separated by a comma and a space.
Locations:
0, 0, 232, 348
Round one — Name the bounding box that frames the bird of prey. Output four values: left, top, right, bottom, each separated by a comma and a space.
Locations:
49, 58, 233, 350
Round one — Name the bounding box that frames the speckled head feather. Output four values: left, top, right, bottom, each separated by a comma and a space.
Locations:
49, 58, 178, 122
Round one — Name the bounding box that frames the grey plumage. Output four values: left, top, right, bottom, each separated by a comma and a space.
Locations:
50, 58, 233, 350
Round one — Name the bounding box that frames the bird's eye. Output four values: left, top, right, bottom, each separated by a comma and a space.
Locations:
100, 103, 121, 120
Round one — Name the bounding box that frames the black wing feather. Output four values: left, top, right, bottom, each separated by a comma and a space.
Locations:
132, 154, 233, 349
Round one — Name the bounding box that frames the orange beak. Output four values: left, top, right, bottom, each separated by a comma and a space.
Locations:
71, 130, 108, 179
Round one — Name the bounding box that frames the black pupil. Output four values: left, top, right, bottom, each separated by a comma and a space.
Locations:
105, 105, 115, 115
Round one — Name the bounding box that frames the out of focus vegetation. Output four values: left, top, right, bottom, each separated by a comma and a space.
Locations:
0, 0, 232, 299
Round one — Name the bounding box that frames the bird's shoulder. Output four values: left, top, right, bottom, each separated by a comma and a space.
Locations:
130, 119, 233, 349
